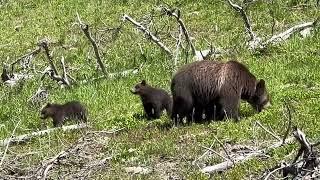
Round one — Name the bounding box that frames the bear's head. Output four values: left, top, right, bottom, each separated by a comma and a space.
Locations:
248, 79, 271, 112
40, 103, 54, 119
130, 80, 147, 95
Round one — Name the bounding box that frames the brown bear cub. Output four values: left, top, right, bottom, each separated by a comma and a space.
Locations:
40, 101, 87, 127
171, 60, 270, 126
131, 80, 172, 120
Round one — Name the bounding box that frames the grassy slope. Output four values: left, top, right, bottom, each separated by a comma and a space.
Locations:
0, 0, 320, 179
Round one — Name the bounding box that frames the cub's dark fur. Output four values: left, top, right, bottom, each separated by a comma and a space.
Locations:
131, 80, 172, 119
171, 60, 270, 125
1, 66, 10, 82
40, 101, 87, 127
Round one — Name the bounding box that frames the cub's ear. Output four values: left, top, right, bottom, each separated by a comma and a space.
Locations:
46, 103, 51, 107
141, 80, 146, 86
256, 79, 266, 95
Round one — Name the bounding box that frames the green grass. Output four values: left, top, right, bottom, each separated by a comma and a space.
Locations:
0, 0, 320, 179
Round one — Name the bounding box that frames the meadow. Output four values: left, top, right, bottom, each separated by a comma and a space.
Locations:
0, 0, 320, 179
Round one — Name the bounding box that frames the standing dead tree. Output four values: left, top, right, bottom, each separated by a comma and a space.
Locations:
76, 12, 107, 76
227, 0, 319, 51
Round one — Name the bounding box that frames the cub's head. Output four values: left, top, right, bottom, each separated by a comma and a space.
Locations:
130, 80, 147, 95
249, 79, 271, 112
40, 103, 54, 119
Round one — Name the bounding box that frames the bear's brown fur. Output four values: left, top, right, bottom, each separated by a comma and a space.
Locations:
131, 80, 172, 119
171, 60, 270, 125
40, 101, 87, 127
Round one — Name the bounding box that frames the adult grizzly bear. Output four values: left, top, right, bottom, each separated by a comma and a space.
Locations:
40, 101, 87, 127
131, 80, 172, 119
171, 60, 270, 126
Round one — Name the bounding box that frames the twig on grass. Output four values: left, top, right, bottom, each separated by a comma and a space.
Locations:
256, 121, 282, 142
213, 135, 235, 165
282, 101, 293, 144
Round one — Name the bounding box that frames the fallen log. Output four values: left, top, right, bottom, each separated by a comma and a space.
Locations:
0, 123, 88, 147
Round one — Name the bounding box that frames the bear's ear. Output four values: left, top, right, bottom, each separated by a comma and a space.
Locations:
141, 80, 146, 86
256, 79, 266, 95
46, 103, 51, 107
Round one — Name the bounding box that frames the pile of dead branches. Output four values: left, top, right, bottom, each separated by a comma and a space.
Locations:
0, 129, 123, 179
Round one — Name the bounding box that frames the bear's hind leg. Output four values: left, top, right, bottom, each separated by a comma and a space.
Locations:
143, 103, 154, 120
152, 105, 161, 119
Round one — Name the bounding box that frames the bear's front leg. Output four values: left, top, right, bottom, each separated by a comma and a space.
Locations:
220, 96, 240, 121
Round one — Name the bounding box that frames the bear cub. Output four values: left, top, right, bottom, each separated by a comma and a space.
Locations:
40, 101, 87, 127
131, 80, 172, 120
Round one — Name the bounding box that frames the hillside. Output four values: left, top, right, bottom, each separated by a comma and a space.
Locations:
0, 0, 320, 179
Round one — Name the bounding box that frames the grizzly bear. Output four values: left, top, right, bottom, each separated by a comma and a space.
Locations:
131, 80, 172, 120
171, 60, 270, 126
40, 101, 87, 127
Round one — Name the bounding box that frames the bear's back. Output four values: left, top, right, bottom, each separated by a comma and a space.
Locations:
172, 60, 257, 97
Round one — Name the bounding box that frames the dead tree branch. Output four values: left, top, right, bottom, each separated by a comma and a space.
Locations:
213, 135, 235, 165
201, 151, 262, 173
262, 18, 319, 47
227, 0, 319, 51
173, 25, 183, 72
60, 56, 70, 85
227, 0, 262, 50
10, 47, 41, 73
38, 39, 58, 75
262, 127, 320, 179
39, 40, 70, 86
77, 12, 107, 75
162, 7, 196, 55
0, 123, 88, 147
123, 14, 172, 56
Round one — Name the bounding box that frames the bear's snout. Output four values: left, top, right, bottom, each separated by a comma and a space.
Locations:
130, 88, 138, 94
